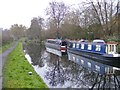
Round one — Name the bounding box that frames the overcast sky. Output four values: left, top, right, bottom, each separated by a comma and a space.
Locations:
0, 0, 81, 29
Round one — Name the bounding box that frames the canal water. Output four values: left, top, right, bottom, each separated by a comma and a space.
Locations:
23, 42, 120, 89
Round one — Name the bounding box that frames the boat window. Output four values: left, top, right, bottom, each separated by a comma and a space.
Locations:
76, 58, 79, 63
76, 43, 79, 48
56, 41, 60, 45
47, 40, 56, 44
110, 45, 112, 52
69, 43, 72, 48
96, 45, 101, 51
62, 41, 67, 46
73, 43, 76, 48
109, 45, 114, 52
88, 44, 92, 50
112, 45, 114, 52
81, 60, 84, 65
81, 44, 84, 49
95, 65, 100, 72
88, 62, 91, 68
73, 56, 75, 61
105, 67, 108, 73
105, 67, 114, 74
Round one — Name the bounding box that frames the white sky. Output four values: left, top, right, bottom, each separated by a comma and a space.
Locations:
0, 0, 81, 29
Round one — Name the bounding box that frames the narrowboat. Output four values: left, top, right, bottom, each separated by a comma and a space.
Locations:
67, 39, 120, 68
45, 39, 67, 55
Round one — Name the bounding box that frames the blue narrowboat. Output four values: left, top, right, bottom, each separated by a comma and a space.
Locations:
45, 39, 67, 55
67, 39, 120, 68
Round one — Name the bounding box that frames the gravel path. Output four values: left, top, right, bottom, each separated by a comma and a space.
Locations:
0, 42, 18, 89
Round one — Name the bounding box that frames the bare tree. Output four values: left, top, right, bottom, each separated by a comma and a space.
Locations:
78, 0, 119, 38
90, 0, 119, 38
46, 1, 69, 38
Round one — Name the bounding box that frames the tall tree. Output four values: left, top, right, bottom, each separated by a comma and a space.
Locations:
61, 10, 83, 39
77, 0, 119, 39
46, 1, 69, 38
89, 0, 119, 38
2, 29, 13, 45
27, 17, 44, 41
10, 24, 26, 40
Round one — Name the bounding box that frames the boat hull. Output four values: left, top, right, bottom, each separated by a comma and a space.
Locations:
45, 42, 67, 55
45, 42, 61, 50
67, 48, 120, 68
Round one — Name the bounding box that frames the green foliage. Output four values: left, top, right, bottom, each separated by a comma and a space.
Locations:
2, 29, 13, 45
0, 42, 14, 54
27, 17, 43, 40
106, 36, 120, 42
10, 24, 26, 40
3, 42, 48, 88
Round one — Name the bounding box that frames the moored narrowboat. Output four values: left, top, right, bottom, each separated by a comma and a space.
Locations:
67, 39, 120, 68
45, 39, 67, 55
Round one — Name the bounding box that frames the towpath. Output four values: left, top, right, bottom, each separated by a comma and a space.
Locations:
0, 42, 18, 89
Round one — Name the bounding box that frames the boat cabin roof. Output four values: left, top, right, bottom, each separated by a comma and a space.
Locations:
107, 42, 118, 45
46, 39, 67, 44
93, 39, 105, 44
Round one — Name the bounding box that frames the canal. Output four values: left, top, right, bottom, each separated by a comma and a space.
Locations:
23, 42, 120, 89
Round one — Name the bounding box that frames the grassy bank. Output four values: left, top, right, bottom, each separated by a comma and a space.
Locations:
3, 42, 48, 88
0, 42, 14, 54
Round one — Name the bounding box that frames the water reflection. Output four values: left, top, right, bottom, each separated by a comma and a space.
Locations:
68, 52, 116, 75
23, 42, 44, 67
46, 47, 62, 57
23, 42, 120, 89
45, 54, 66, 86
44, 53, 95, 88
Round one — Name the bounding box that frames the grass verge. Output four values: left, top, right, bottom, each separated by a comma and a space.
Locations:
3, 42, 48, 88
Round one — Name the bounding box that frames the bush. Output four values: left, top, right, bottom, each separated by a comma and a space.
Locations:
106, 36, 120, 42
